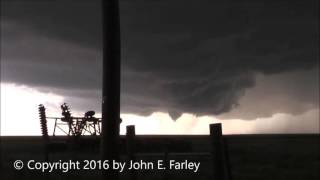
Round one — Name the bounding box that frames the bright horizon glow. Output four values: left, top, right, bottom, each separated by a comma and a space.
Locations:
0, 83, 319, 136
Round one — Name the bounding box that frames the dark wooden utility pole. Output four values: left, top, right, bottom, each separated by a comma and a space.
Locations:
101, 0, 121, 179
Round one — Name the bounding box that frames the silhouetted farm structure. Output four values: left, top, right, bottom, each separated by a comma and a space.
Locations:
37, 103, 233, 180
39, 104, 102, 137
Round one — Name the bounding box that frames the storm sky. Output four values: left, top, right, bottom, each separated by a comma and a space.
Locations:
0, 0, 319, 135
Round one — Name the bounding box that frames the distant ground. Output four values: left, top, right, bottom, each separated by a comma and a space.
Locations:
0, 134, 319, 180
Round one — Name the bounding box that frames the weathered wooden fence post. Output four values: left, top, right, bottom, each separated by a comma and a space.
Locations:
126, 125, 137, 180
210, 123, 232, 180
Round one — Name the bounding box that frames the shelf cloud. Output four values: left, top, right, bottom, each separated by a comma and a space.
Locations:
1, 0, 318, 120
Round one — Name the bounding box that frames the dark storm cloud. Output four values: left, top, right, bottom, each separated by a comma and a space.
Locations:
1, 0, 318, 119
1, 0, 102, 48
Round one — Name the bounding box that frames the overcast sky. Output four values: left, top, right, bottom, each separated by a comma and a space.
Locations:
0, 0, 319, 135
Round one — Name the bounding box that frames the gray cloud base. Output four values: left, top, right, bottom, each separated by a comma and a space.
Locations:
1, 0, 318, 120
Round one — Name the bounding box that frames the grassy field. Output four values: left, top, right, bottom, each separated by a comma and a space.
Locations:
0, 134, 319, 180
